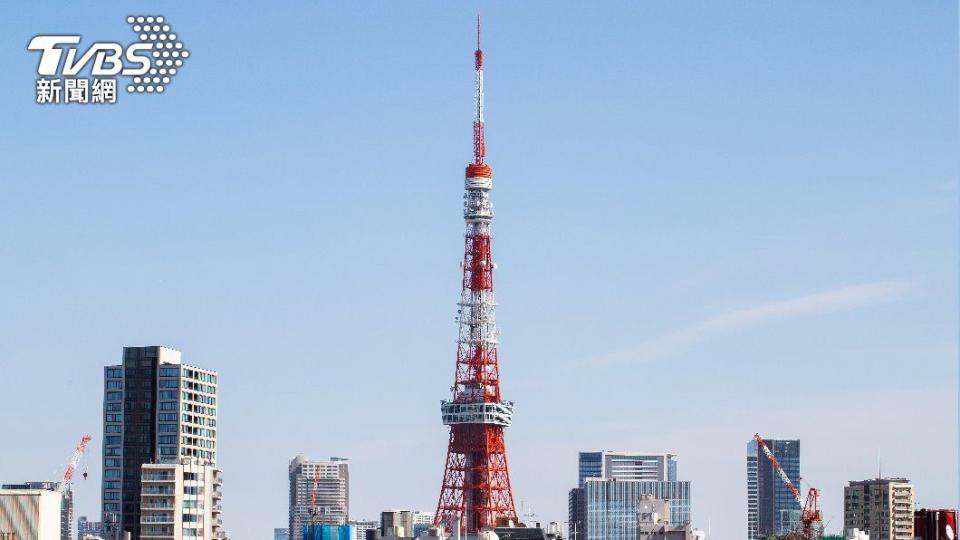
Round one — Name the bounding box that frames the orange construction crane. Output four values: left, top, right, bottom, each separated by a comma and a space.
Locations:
754, 433, 821, 539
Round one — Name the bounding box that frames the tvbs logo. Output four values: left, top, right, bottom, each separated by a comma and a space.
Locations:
27, 16, 190, 105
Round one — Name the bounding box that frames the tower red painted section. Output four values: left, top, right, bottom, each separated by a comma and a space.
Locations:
434, 17, 518, 534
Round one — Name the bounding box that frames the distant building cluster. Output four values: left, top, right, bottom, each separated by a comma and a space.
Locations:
0, 345, 954, 540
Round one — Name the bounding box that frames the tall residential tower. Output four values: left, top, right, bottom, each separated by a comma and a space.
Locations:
101, 346, 222, 540
288, 456, 350, 538
434, 19, 518, 535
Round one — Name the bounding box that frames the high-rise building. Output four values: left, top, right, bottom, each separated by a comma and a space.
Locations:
578, 452, 677, 485
746, 440, 759, 540
434, 19, 518, 535
289, 456, 349, 538
570, 451, 686, 540
578, 479, 691, 540
751, 437, 800, 537
2, 482, 72, 540
101, 346, 220, 540
844, 478, 915, 540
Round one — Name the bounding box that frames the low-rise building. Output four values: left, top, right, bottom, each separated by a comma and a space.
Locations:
77, 516, 104, 540
138, 458, 225, 539
3, 481, 73, 540
0, 488, 62, 540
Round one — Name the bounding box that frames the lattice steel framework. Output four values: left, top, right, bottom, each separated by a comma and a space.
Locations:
434, 17, 518, 535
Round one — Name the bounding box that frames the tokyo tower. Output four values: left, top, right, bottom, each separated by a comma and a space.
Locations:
434, 17, 518, 535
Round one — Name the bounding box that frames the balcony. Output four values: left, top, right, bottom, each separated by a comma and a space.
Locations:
141, 514, 174, 524
142, 474, 175, 482
142, 502, 175, 509
142, 487, 175, 495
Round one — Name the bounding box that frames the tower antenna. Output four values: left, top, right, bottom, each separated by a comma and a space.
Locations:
473, 15, 485, 165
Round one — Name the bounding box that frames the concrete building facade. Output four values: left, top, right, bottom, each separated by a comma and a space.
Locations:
289, 456, 349, 538
2, 482, 72, 540
578, 452, 677, 486
0, 489, 62, 540
101, 346, 220, 540
137, 459, 224, 540
844, 478, 915, 540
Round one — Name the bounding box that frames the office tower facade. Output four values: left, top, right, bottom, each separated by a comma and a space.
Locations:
752, 438, 800, 537
578, 452, 678, 485
2, 482, 72, 540
289, 456, 350, 538
844, 478, 915, 540
570, 451, 685, 540
580, 479, 691, 540
0, 489, 62, 540
746, 440, 758, 540
138, 460, 223, 539
101, 346, 220, 540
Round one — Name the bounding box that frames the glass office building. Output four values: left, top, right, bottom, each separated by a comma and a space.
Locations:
582, 479, 691, 540
754, 438, 801, 537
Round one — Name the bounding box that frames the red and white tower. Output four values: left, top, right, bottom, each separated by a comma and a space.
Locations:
434, 17, 518, 535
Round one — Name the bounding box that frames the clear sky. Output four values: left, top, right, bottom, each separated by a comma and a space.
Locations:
0, 2, 956, 539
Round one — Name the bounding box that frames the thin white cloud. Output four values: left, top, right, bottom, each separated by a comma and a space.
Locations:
593, 280, 914, 365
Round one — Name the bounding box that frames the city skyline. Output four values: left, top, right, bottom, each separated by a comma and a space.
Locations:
0, 2, 956, 540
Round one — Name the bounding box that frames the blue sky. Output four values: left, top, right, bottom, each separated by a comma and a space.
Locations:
0, 2, 956, 539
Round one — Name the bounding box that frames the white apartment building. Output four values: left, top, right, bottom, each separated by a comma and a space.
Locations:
139, 459, 224, 540
288, 456, 349, 538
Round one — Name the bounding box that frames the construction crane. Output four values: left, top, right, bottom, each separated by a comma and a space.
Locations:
754, 433, 822, 539
59, 435, 92, 494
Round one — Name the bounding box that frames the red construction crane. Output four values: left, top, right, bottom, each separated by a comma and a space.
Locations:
59, 435, 92, 495
754, 433, 822, 539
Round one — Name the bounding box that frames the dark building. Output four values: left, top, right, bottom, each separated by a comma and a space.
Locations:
755, 438, 801, 537
568, 488, 585, 540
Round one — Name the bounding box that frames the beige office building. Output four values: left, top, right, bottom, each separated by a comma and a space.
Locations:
0, 489, 62, 540
843, 478, 914, 540
139, 459, 225, 539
